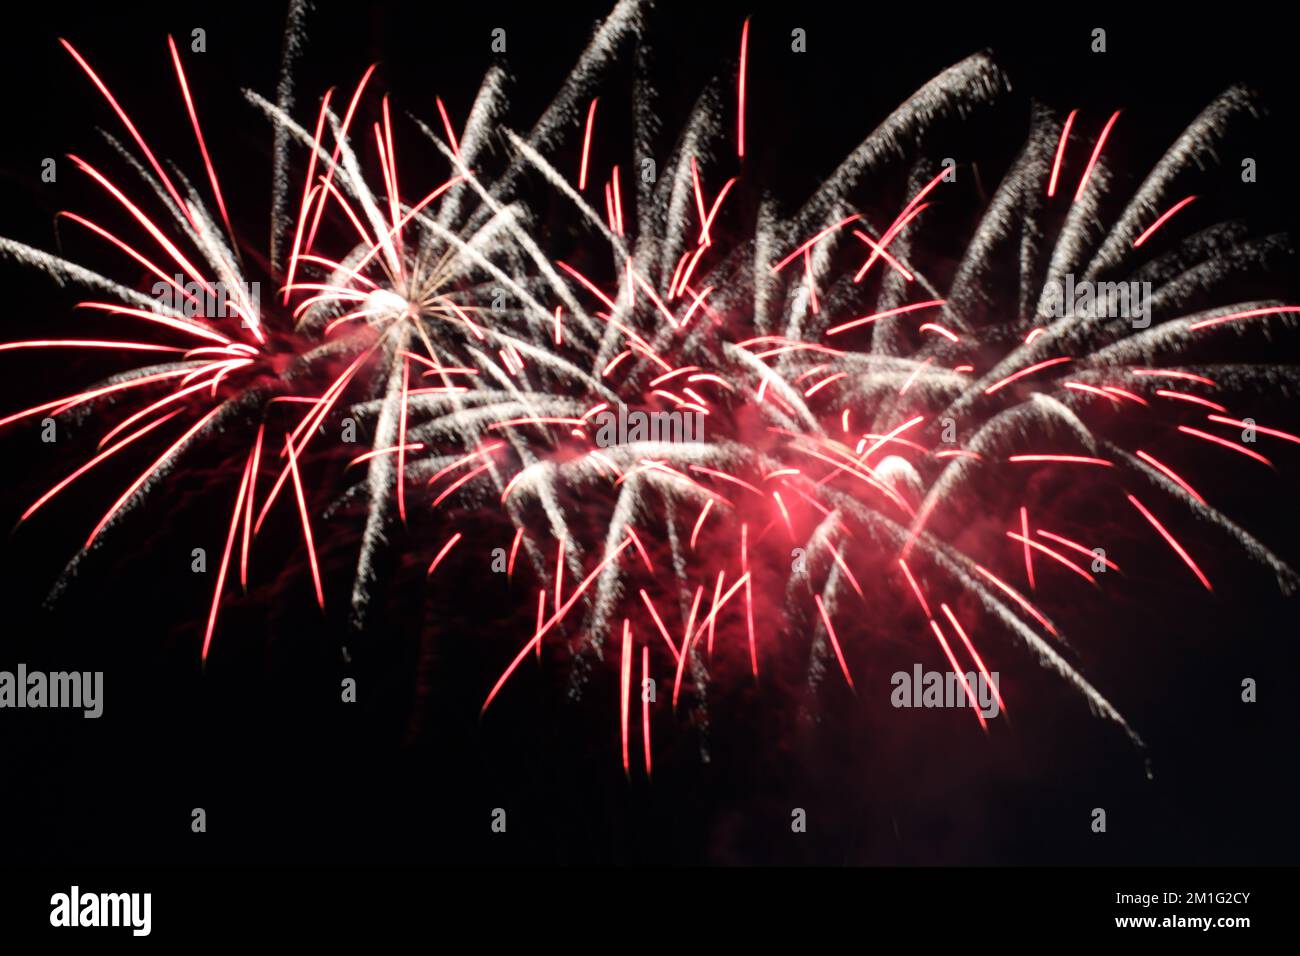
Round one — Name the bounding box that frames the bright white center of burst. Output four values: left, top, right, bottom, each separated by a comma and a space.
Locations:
364, 288, 419, 322
876, 454, 920, 493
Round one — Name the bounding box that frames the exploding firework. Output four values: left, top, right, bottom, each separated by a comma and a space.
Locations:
3, 1, 1298, 783
0, 32, 308, 665
378, 9, 1300, 778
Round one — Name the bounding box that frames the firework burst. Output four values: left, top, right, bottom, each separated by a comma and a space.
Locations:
3, 2, 1298, 782
381, 11, 1300, 778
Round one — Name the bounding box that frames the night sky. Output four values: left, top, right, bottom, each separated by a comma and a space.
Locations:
1, 0, 1297, 866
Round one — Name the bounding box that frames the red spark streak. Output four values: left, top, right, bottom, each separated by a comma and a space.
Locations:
826, 299, 946, 337
397, 356, 410, 521
508, 528, 523, 578
625, 527, 654, 573
861, 414, 925, 460
241, 425, 263, 588
973, 564, 1058, 637
168, 36, 235, 249
1155, 390, 1226, 412
534, 589, 546, 661
579, 98, 598, 190
557, 260, 618, 312
829, 547, 864, 599
1101, 386, 1148, 407
852, 203, 932, 283
804, 250, 819, 314
348, 444, 426, 468
284, 433, 325, 609
852, 230, 914, 280
984, 357, 1072, 395
690, 499, 713, 549
813, 594, 854, 690
1178, 425, 1272, 466
1189, 306, 1300, 332
638, 590, 681, 659
1047, 109, 1077, 198
435, 96, 461, 158
202, 454, 251, 664
1008, 454, 1112, 467
426, 532, 463, 576
940, 603, 1006, 716
1207, 415, 1300, 445
737, 18, 750, 158
1126, 494, 1211, 590
1037, 528, 1120, 572
745, 574, 757, 678
431, 462, 493, 509
426, 442, 503, 487
1073, 110, 1121, 202
641, 646, 652, 778
1131, 369, 1218, 386
770, 214, 861, 273
1133, 195, 1197, 248
804, 371, 847, 397
690, 157, 708, 238
1020, 506, 1035, 590
898, 558, 931, 617
1135, 450, 1205, 504
928, 618, 986, 731
707, 571, 725, 655
0, 340, 183, 355
689, 464, 762, 496
674, 587, 703, 709
918, 323, 959, 342
701, 179, 737, 247
620, 620, 632, 778
1006, 532, 1096, 585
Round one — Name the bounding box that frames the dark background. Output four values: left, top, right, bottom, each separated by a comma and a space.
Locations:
0, 0, 1297, 866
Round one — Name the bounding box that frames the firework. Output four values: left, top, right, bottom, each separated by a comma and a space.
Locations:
390, 13, 1300, 780
3, 2, 1298, 784
0, 34, 297, 665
